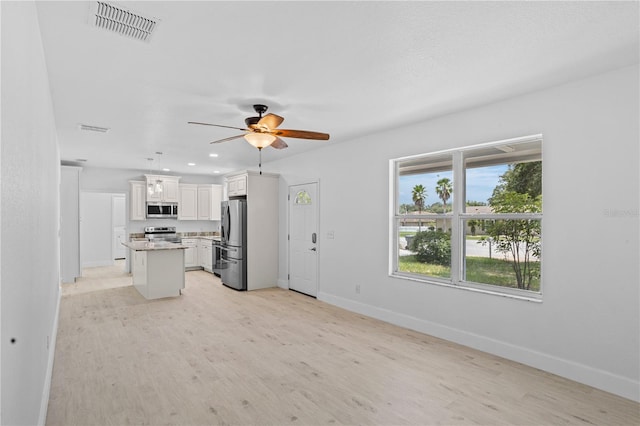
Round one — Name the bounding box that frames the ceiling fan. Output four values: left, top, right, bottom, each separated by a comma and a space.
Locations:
188, 104, 330, 174
188, 104, 329, 149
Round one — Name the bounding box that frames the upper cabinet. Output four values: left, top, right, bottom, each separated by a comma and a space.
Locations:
226, 173, 247, 198
177, 183, 222, 221
198, 184, 222, 221
145, 175, 180, 202
178, 184, 198, 220
129, 181, 146, 221
131, 176, 221, 222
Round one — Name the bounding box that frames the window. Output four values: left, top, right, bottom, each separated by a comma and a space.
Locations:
391, 135, 542, 299
294, 190, 312, 205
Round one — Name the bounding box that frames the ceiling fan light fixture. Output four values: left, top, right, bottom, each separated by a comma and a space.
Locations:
244, 133, 276, 149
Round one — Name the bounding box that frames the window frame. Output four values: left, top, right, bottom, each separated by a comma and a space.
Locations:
390, 134, 543, 301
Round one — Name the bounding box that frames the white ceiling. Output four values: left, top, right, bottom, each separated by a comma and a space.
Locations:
35, 1, 639, 176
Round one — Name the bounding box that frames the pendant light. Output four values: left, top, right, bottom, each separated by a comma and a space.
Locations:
147, 158, 155, 195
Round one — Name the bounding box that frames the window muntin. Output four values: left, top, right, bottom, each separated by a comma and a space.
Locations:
392, 135, 543, 299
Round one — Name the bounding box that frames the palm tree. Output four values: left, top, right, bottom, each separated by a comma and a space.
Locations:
435, 178, 452, 213
412, 184, 426, 231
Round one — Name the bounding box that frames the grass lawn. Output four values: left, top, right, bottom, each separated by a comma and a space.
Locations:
398, 255, 540, 291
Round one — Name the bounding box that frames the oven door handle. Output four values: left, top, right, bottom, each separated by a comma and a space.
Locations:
220, 258, 237, 265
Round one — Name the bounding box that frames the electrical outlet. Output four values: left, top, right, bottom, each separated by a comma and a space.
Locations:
355, 284, 361, 294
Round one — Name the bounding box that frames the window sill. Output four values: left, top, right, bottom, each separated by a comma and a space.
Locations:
391, 272, 543, 303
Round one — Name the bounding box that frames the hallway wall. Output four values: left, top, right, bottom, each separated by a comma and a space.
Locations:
1, 2, 62, 424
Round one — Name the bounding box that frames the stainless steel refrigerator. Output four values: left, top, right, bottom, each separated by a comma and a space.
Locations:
220, 199, 247, 290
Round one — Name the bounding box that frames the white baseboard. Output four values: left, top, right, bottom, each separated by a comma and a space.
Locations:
38, 287, 61, 425
317, 291, 640, 402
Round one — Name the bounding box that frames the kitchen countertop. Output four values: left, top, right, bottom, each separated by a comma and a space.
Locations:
180, 235, 221, 242
128, 233, 221, 243
122, 241, 187, 251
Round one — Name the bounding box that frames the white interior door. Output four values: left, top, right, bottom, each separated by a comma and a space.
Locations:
112, 195, 126, 260
288, 183, 318, 297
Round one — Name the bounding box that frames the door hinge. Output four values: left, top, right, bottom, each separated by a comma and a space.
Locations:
288, 234, 290, 241
288, 194, 290, 201
288, 274, 290, 280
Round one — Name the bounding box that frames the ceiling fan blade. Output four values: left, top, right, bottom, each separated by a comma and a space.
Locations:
273, 129, 330, 140
257, 113, 284, 130
270, 137, 288, 150
188, 121, 249, 131
210, 134, 246, 144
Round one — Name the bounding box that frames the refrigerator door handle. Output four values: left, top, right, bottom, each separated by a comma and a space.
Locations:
226, 205, 231, 241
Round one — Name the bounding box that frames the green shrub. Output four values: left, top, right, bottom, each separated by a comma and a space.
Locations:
409, 230, 451, 266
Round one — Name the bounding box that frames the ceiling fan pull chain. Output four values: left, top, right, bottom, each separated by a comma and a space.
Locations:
258, 148, 263, 175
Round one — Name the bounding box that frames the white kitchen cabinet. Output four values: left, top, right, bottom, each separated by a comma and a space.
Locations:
129, 245, 185, 299
129, 181, 146, 221
179, 184, 198, 220
145, 175, 180, 202
182, 238, 198, 268
225, 173, 247, 197
198, 239, 213, 272
197, 184, 222, 220
131, 249, 148, 288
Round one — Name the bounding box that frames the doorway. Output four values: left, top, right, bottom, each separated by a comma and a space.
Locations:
80, 192, 126, 268
288, 182, 319, 297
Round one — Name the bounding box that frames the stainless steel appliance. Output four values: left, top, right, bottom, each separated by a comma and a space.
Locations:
144, 226, 180, 242
212, 240, 224, 277
220, 199, 247, 290
146, 202, 178, 219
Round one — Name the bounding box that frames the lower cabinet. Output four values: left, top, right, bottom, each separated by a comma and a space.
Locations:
130, 248, 185, 299
182, 238, 199, 268
132, 249, 148, 288
184, 238, 214, 272
199, 239, 213, 272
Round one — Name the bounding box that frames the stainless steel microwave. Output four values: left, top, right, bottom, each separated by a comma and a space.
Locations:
146, 202, 178, 219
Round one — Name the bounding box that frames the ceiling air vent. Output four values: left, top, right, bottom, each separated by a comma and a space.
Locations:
89, 2, 158, 42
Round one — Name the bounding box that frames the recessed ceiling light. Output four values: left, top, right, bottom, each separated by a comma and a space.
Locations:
162, 168, 170, 172
209, 153, 219, 158
213, 170, 220, 174
188, 163, 196, 166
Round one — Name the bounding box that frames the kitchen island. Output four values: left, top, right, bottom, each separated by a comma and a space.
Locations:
122, 241, 187, 300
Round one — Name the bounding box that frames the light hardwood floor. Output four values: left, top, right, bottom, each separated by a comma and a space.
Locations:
48, 269, 639, 425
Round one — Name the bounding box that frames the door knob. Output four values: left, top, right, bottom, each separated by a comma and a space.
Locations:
310, 247, 317, 251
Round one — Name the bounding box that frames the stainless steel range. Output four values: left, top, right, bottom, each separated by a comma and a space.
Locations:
144, 226, 181, 243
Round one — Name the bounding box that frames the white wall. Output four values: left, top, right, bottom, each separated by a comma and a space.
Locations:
269, 65, 640, 401
1, 2, 62, 424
